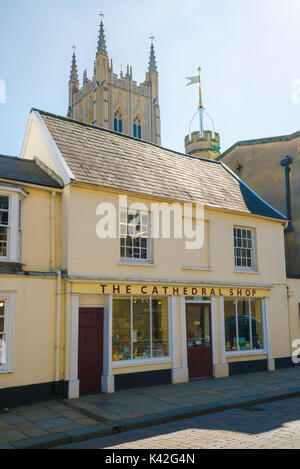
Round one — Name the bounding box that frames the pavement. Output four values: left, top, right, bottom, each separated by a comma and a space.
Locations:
60, 396, 300, 449
0, 367, 300, 449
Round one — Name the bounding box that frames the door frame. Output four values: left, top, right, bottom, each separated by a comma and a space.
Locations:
186, 302, 213, 379
181, 296, 217, 380
69, 296, 106, 398
77, 306, 104, 395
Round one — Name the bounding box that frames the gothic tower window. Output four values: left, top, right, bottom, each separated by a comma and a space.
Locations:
114, 110, 123, 133
133, 115, 142, 139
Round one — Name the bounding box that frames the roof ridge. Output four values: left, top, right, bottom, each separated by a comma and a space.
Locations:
32, 108, 222, 166
0, 154, 47, 166
0, 154, 20, 160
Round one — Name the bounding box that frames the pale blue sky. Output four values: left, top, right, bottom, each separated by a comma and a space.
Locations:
1, 0, 300, 156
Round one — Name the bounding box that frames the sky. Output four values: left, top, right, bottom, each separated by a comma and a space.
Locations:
1, 0, 300, 156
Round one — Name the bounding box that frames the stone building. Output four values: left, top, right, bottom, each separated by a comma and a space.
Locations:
67, 18, 161, 145
219, 132, 300, 278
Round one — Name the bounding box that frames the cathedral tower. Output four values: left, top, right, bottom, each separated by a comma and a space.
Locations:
67, 18, 161, 145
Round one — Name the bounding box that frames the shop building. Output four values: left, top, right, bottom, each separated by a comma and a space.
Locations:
0, 108, 294, 405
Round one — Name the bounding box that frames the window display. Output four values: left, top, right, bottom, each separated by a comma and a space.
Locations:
112, 297, 169, 362
224, 298, 264, 353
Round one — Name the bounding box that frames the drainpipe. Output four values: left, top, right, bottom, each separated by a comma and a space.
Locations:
54, 270, 62, 392
287, 286, 294, 360
50, 192, 56, 271
64, 280, 71, 390
280, 156, 293, 231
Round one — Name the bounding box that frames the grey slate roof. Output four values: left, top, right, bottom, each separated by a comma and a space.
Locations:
36, 109, 286, 221
0, 155, 63, 189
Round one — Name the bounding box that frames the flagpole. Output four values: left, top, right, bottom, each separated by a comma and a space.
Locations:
198, 67, 204, 138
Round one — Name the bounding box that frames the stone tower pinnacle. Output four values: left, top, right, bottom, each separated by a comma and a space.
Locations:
148, 38, 158, 74
97, 17, 107, 56
69, 48, 79, 85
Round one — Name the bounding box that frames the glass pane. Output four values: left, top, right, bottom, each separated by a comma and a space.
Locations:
0, 197, 8, 211
112, 298, 131, 361
237, 299, 251, 350
250, 299, 264, 350
0, 333, 5, 367
224, 299, 237, 351
152, 298, 168, 357
0, 227, 8, 257
187, 305, 210, 348
0, 317, 4, 333
0, 210, 8, 225
133, 298, 150, 359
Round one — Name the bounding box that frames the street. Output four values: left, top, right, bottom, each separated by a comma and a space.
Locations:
60, 396, 300, 449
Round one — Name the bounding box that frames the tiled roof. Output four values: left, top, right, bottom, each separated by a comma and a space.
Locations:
0, 154, 63, 189
36, 109, 286, 221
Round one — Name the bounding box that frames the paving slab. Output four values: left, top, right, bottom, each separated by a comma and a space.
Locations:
0, 367, 299, 449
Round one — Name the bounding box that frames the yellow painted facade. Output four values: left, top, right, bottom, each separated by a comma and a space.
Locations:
0, 113, 298, 405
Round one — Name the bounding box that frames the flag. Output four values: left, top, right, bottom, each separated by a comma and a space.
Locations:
186, 75, 200, 86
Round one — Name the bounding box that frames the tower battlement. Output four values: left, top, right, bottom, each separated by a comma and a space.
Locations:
185, 130, 220, 160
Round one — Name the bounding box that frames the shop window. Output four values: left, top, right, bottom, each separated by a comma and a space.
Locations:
0, 294, 15, 372
120, 209, 150, 262
234, 227, 256, 271
112, 297, 169, 362
224, 298, 264, 353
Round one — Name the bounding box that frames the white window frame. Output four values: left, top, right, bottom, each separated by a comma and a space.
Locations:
0, 195, 9, 259
0, 292, 16, 373
0, 186, 26, 263
223, 297, 267, 357
119, 208, 152, 264
234, 226, 258, 273
112, 296, 171, 367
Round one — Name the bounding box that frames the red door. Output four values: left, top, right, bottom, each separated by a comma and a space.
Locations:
186, 303, 213, 380
78, 308, 104, 395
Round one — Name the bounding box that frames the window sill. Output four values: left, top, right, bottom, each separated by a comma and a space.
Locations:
112, 357, 171, 368
234, 269, 259, 275
0, 369, 14, 374
119, 261, 156, 267
182, 266, 212, 272
0, 259, 24, 264
225, 350, 266, 358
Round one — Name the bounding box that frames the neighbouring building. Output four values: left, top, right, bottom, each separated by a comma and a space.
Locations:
0, 108, 295, 408
67, 18, 161, 145
219, 132, 300, 357
0, 154, 64, 406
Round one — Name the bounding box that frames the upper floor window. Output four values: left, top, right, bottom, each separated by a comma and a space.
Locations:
234, 227, 256, 271
133, 115, 142, 139
120, 209, 150, 262
0, 196, 9, 257
114, 110, 123, 133
0, 187, 25, 263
